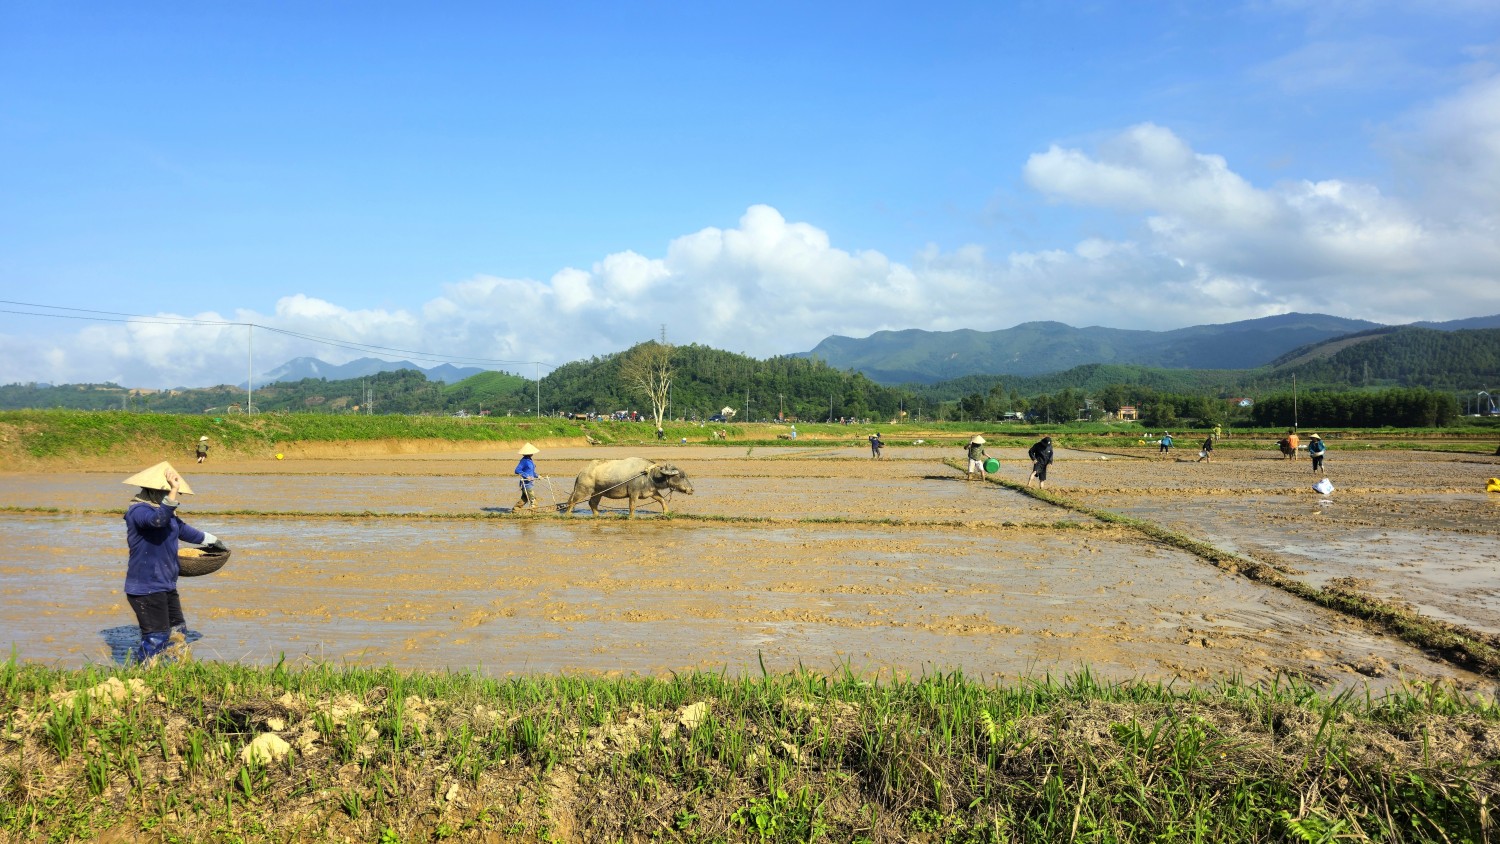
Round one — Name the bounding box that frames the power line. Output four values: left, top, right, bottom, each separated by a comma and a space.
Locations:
0, 307, 235, 327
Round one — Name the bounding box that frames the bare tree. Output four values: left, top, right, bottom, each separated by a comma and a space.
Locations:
618, 341, 674, 431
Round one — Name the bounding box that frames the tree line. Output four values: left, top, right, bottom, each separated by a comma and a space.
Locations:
3, 326, 1495, 428
1251, 388, 1460, 428
541, 343, 911, 421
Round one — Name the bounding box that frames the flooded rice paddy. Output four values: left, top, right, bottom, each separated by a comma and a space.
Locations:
2, 443, 1497, 689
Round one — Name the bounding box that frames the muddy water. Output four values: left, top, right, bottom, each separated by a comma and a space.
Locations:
0, 450, 1083, 524
1050, 448, 1500, 638
1, 445, 1496, 688
1092, 492, 1500, 635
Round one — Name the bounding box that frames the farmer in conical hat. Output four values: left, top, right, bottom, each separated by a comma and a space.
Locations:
195, 436, 210, 463
122, 462, 220, 663
1308, 434, 1326, 472
513, 443, 541, 512
965, 436, 989, 481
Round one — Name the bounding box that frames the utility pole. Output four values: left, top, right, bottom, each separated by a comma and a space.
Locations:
247, 324, 254, 415
535, 361, 540, 418
1292, 374, 1298, 430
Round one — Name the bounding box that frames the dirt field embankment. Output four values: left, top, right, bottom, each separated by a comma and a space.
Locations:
269, 437, 589, 460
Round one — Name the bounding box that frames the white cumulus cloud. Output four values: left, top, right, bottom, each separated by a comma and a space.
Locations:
6, 75, 1500, 390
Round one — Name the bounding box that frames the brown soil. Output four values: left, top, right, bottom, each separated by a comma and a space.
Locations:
3, 444, 1499, 689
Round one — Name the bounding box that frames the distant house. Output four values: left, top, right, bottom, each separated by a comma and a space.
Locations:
1228, 397, 1254, 408
1117, 405, 1139, 421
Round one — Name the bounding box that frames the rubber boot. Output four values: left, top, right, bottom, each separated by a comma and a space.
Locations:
164, 625, 190, 661
134, 631, 170, 664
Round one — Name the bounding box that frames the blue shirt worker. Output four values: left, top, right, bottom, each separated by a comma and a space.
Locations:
123, 461, 219, 663
1308, 434, 1327, 471
514, 443, 540, 511
1159, 433, 1173, 454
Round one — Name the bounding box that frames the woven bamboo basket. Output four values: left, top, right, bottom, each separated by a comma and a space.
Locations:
177, 547, 231, 577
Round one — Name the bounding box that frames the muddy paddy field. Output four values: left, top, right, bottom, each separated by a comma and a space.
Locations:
3, 442, 1498, 690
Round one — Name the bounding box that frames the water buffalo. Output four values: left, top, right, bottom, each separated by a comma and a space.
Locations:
562, 457, 694, 516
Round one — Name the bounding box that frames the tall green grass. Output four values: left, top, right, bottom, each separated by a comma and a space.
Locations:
1, 657, 1493, 842
0, 409, 585, 459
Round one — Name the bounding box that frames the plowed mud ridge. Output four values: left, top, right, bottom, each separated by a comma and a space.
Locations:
3, 443, 1498, 689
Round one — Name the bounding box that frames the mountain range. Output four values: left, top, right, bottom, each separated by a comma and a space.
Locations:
236, 312, 1500, 393
799, 313, 1500, 384
245, 356, 491, 388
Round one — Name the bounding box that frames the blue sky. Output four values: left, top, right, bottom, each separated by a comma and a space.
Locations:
3, 1, 1499, 387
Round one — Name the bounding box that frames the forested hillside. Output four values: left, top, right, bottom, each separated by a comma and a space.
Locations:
539, 344, 912, 421
3, 329, 1495, 426
0, 371, 534, 416
802, 313, 1382, 382
906, 365, 1247, 403
1269, 327, 1500, 389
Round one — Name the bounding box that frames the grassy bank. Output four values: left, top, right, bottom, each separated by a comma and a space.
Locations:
2, 410, 1495, 464
0, 410, 584, 462
2, 658, 1494, 843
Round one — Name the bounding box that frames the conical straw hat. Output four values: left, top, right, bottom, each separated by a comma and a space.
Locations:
518, 443, 540, 456
970, 436, 985, 444
122, 461, 194, 495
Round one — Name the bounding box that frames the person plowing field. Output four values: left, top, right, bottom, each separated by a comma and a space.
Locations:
513, 443, 541, 512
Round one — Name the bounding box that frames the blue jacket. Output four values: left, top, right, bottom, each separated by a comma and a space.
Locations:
514, 456, 537, 482
124, 500, 205, 595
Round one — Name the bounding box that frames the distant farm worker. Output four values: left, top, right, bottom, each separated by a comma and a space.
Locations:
869, 431, 884, 459
123, 461, 220, 663
1196, 434, 1214, 463
965, 436, 989, 481
1212, 424, 1222, 442
1308, 434, 1326, 471
195, 436, 210, 464
656, 426, 665, 441
513, 443, 540, 512
1159, 433, 1173, 455
1027, 436, 1054, 489
1284, 429, 1300, 460
790, 425, 797, 440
